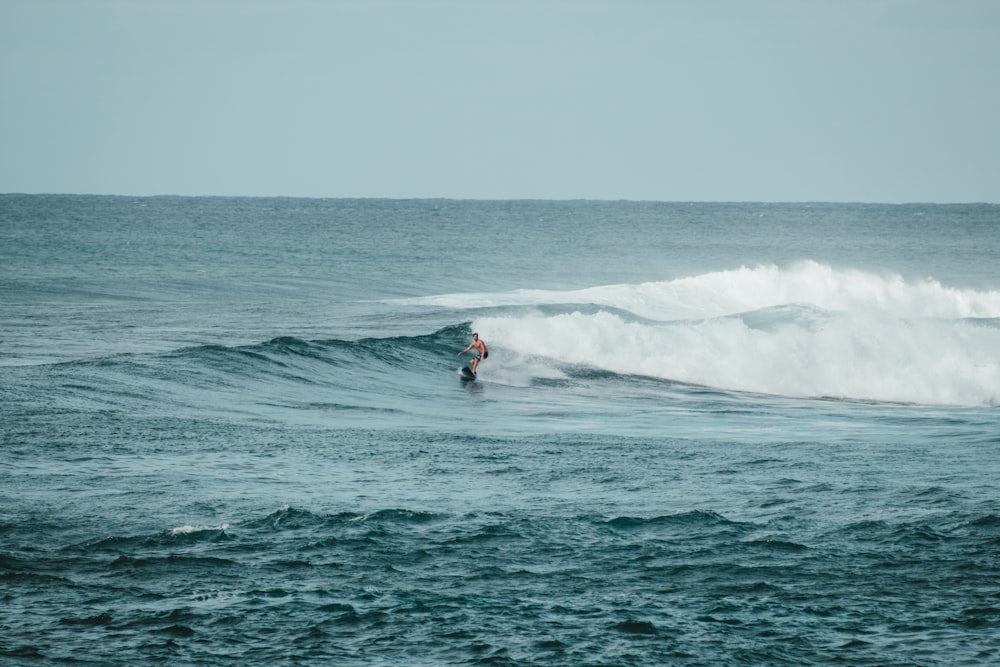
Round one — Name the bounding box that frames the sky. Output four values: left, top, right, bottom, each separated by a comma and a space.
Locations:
2, 0, 999, 202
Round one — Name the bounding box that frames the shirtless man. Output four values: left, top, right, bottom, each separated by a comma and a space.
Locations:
458, 333, 488, 376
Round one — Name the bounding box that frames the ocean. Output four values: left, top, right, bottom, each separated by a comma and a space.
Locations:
2, 195, 999, 665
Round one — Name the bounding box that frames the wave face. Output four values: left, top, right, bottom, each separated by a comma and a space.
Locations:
405, 262, 1000, 406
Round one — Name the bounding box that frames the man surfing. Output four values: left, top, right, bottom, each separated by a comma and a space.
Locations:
458, 333, 488, 376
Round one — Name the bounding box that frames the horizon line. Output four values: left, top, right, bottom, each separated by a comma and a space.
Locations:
2, 192, 998, 206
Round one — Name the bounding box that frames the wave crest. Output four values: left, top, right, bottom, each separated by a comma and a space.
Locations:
400, 261, 1000, 321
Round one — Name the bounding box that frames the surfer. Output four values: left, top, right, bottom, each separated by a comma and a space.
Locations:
458, 333, 488, 376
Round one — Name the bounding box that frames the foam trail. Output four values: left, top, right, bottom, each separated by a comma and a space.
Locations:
454, 264, 1000, 406
479, 310, 999, 406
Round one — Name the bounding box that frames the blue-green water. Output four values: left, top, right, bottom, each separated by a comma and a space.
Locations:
2, 196, 999, 665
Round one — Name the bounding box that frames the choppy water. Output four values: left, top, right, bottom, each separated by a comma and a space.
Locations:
2, 196, 999, 665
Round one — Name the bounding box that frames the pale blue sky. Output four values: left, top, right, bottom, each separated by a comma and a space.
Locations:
2, 0, 998, 202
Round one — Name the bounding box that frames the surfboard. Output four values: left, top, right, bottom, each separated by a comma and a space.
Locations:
460, 366, 476, 380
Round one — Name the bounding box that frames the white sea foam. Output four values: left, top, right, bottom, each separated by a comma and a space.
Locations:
404, 261, 1000, 321
169, 523, 230, 536
463, 263, 1000, 406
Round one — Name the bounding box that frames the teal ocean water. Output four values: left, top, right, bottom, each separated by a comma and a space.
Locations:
2, 195, 999, 665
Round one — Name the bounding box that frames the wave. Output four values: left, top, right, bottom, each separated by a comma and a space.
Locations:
144, 326, 469, 389
11, 326, 474, 420
18, 263, 999, 411
405, 262, 1000, 406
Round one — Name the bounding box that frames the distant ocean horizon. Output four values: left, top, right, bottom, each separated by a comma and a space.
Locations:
3, 195, 999, 665
7, 191, 1000, 204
